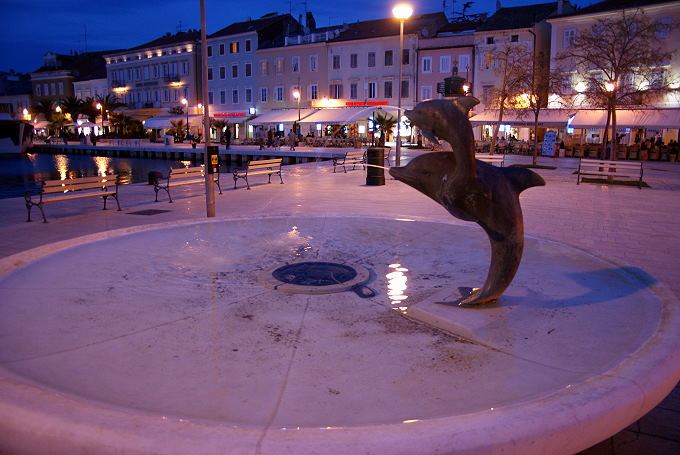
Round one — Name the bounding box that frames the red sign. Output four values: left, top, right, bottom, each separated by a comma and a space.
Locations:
214, 112, 246, 117
345, 101, 389, 106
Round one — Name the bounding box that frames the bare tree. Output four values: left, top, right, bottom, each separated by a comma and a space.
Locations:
555, 9, 676, 160
486, 43, 533, 154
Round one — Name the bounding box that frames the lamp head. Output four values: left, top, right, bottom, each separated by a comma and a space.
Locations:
96, 103, 102, 110
180, 97, 188, 105
392, 3, 413, 20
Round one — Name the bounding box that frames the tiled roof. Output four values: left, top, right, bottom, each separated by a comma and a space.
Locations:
127, 30, 201, 51
554, 0, 673, 18
208, 14, 293, 38
329, 12, 448, 42
477, 2, 562, 31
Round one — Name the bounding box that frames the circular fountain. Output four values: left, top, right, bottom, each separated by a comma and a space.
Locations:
0, 216, 678, 455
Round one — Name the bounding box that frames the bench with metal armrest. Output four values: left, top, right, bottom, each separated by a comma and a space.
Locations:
153, 165, 222, 202
232, 158, 284, 190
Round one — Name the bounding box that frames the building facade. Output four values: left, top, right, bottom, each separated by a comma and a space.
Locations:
73, 78, 109, 100
104, 31, 201, 116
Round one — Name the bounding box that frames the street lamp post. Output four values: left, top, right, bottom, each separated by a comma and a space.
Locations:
180, 97, 190, 139
95, 103, 103, 136
393, 3, 413, 167
292, 89, 301, 135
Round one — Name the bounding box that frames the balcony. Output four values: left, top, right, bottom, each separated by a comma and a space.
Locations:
164, 75, 181, 83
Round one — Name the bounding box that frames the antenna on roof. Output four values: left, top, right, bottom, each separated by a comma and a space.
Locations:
176, 21, 183, 33
83, 24, 88, 54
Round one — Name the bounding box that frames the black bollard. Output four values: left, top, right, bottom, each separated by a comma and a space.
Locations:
148, 171, 163, 185
366, 147, 385, 186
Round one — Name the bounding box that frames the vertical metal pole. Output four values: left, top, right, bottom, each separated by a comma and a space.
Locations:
200, 0, 215, 217
396, 19, 404, 166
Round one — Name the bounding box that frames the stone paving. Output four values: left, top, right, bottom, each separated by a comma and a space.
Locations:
0, 148, 678, 454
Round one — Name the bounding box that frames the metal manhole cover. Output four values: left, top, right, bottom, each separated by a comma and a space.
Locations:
258, 261, 371, 295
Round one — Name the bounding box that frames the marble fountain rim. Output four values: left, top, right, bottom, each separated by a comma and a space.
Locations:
0, 215, 679, 455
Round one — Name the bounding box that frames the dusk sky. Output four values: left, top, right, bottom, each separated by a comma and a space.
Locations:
2, 0, 594, 74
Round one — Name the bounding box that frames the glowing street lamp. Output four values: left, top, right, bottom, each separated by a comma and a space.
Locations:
95, 102, 103, 136
605, 81, 616, 92
292, 89, 301, 133
180, 97, 190, 138
393, 2, 413, 166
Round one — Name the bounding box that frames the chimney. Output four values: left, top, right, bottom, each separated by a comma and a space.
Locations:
557, 0, 564, 15
496, 1, 501, 11
306, 12, 316, 32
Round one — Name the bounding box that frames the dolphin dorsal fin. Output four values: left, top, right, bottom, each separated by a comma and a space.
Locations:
453, 97, 480, 115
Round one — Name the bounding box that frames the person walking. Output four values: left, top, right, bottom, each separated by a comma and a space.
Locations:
225, 127, 232, 150
267, 129, 274, 148
288, 129, 296, 151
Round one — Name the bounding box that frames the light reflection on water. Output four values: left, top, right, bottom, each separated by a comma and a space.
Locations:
0, 153, 232, 199
386, 263, 409, 313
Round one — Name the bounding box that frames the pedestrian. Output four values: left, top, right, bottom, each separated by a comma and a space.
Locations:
267, 129, 274, 148
288, 129, 296, 151
225, 127, 232, 150
258, 128, 265, 150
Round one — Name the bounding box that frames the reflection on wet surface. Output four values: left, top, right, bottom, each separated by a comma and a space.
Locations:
386, 263, 409, 313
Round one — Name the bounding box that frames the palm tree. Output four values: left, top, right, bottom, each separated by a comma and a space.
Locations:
94, 94, 125, 121
109, 112, 133, 137
59, 96, 83, 125
211, 119, 228, 143
167, 119, 186, 141
373, 111, 397, 147
48, 113, 69, 135
81, 97, 100, 123
31, 99, 57, 122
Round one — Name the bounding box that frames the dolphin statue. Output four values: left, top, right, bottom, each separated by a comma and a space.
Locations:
389, 98, 545, 306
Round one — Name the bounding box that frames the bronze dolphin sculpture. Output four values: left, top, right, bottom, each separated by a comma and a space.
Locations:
389, 98, 545, 305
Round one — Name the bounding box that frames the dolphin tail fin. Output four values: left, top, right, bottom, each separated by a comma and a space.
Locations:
453, 96, 480, 115
502, 167, 546, 193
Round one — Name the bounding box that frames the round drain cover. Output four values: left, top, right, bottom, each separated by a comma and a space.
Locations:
272, 261, 357, 286
258, 261, 371, 295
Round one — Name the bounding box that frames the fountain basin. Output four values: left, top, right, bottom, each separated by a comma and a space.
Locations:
0, 216, 678, 454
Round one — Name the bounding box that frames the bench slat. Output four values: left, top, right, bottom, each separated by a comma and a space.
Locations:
42, 190, 117, 203
247, 159, 282, 165
42, 175, 118, 187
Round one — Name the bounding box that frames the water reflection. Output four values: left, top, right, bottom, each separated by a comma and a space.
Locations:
386, 263, 409, 313
54, 155, 69, 180
93, 156, 112, 177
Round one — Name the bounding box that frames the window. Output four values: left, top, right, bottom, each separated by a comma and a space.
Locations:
219, 44, 225, 55
440, 55, 451, 74
563, 28, 576, 48
43, 83, 48, 95
421, 85, 432, 100
245, 63, 252, 77
483, 51, 495, 70
153, 65, 158, 78
260, 87, 268, 102
135, 68, 140, 80
220, 90, 226, 104
368, 82, 377, 98
143, 66, 149, 79
402, 49, 409, 65
385, 50, 393, 66
232, 64, 238, 78
232, 89, 239, 104
332, 55, 340, 70
486, 36, 494, 45
35, 85, 41, 96
401, 80, 409, 98
164, 89, 169, 102
458, 54, 470, 73
230, 42, 239, 53
219, 66, 226, 79
482, 85, 493, 104
310, 54, 318, 72
207, 67, 213, 80
127, 69, 133, 80
292, 56, 300, 72
511, 34, 519, 42
384, 80, 393, 98
422, 57, 432, 73
171, 63, 177, 75
350, 83, 358, 99
245, 88, 252, 103
651, 68, 667, 89
559, 73, 574, 94
208, 91, 214, 105
245, 39, 252, 52
276, 86, 284, 102
368, 52, 376, 68
207, 46, 213, 57
656, 17, 672, 39
350, 53, 358, 68
260, 60, 268, 75
310, 84, 318, 100
275, 58, 284, 73
329, 83, 343, 99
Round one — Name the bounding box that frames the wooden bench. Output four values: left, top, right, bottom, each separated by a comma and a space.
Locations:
576, 158, 644, 189
24, 174, 121, 223
232, 158, 284, 190
154, 165, 222, 202
332, 150, 366, 173
475, 153, 505, 167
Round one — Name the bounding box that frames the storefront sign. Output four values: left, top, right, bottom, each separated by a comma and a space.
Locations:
214, 112, 246, 117
345, 101, 389, 106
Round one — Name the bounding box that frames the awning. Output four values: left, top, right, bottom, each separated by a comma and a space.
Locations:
470, 109, 575, 127
570, 109, 680, 129
212, 111, 249, 122
298, 106, 392, 124
249, 109, 317, 125
143, 115, 203, 129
